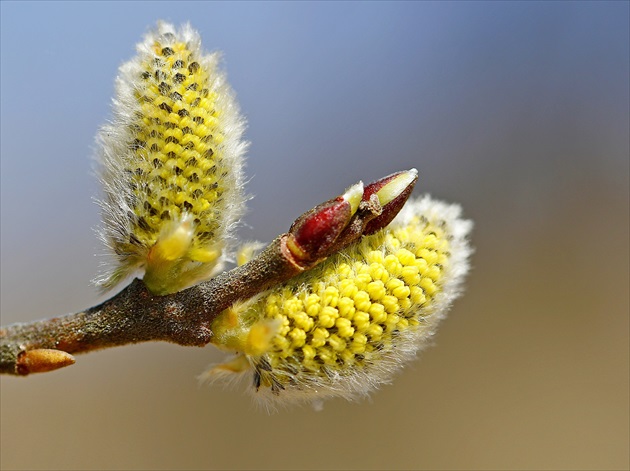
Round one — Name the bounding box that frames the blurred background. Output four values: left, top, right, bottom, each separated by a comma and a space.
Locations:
1, 2, 628, 470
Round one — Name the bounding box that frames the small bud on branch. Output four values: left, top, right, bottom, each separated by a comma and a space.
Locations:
16, 349, 75, 375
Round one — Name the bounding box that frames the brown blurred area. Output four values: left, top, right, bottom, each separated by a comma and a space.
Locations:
1, 2, 628, 470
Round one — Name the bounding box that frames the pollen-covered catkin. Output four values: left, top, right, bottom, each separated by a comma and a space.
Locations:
95, 22, 247, 295
204, 195, 472, 408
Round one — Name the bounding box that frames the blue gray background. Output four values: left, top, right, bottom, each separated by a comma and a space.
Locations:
2, 2, 628, 470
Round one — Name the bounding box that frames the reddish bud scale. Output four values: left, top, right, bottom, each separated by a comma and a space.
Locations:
362, 171, 418, 235
362, 173, 399, 199
287, 196, 351, 263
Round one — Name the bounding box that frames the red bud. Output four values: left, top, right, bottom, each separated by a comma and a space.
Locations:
363, 169, 418, 235
287, 197, 352, 262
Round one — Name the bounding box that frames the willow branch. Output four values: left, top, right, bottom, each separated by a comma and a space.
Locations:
0, 170, 417, 376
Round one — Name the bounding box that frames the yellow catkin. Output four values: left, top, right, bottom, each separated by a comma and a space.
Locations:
96, 22, 246, 295
206, 195, 472, 407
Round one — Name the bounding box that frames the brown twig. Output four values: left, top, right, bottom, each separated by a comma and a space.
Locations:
0, 236, 300, 375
